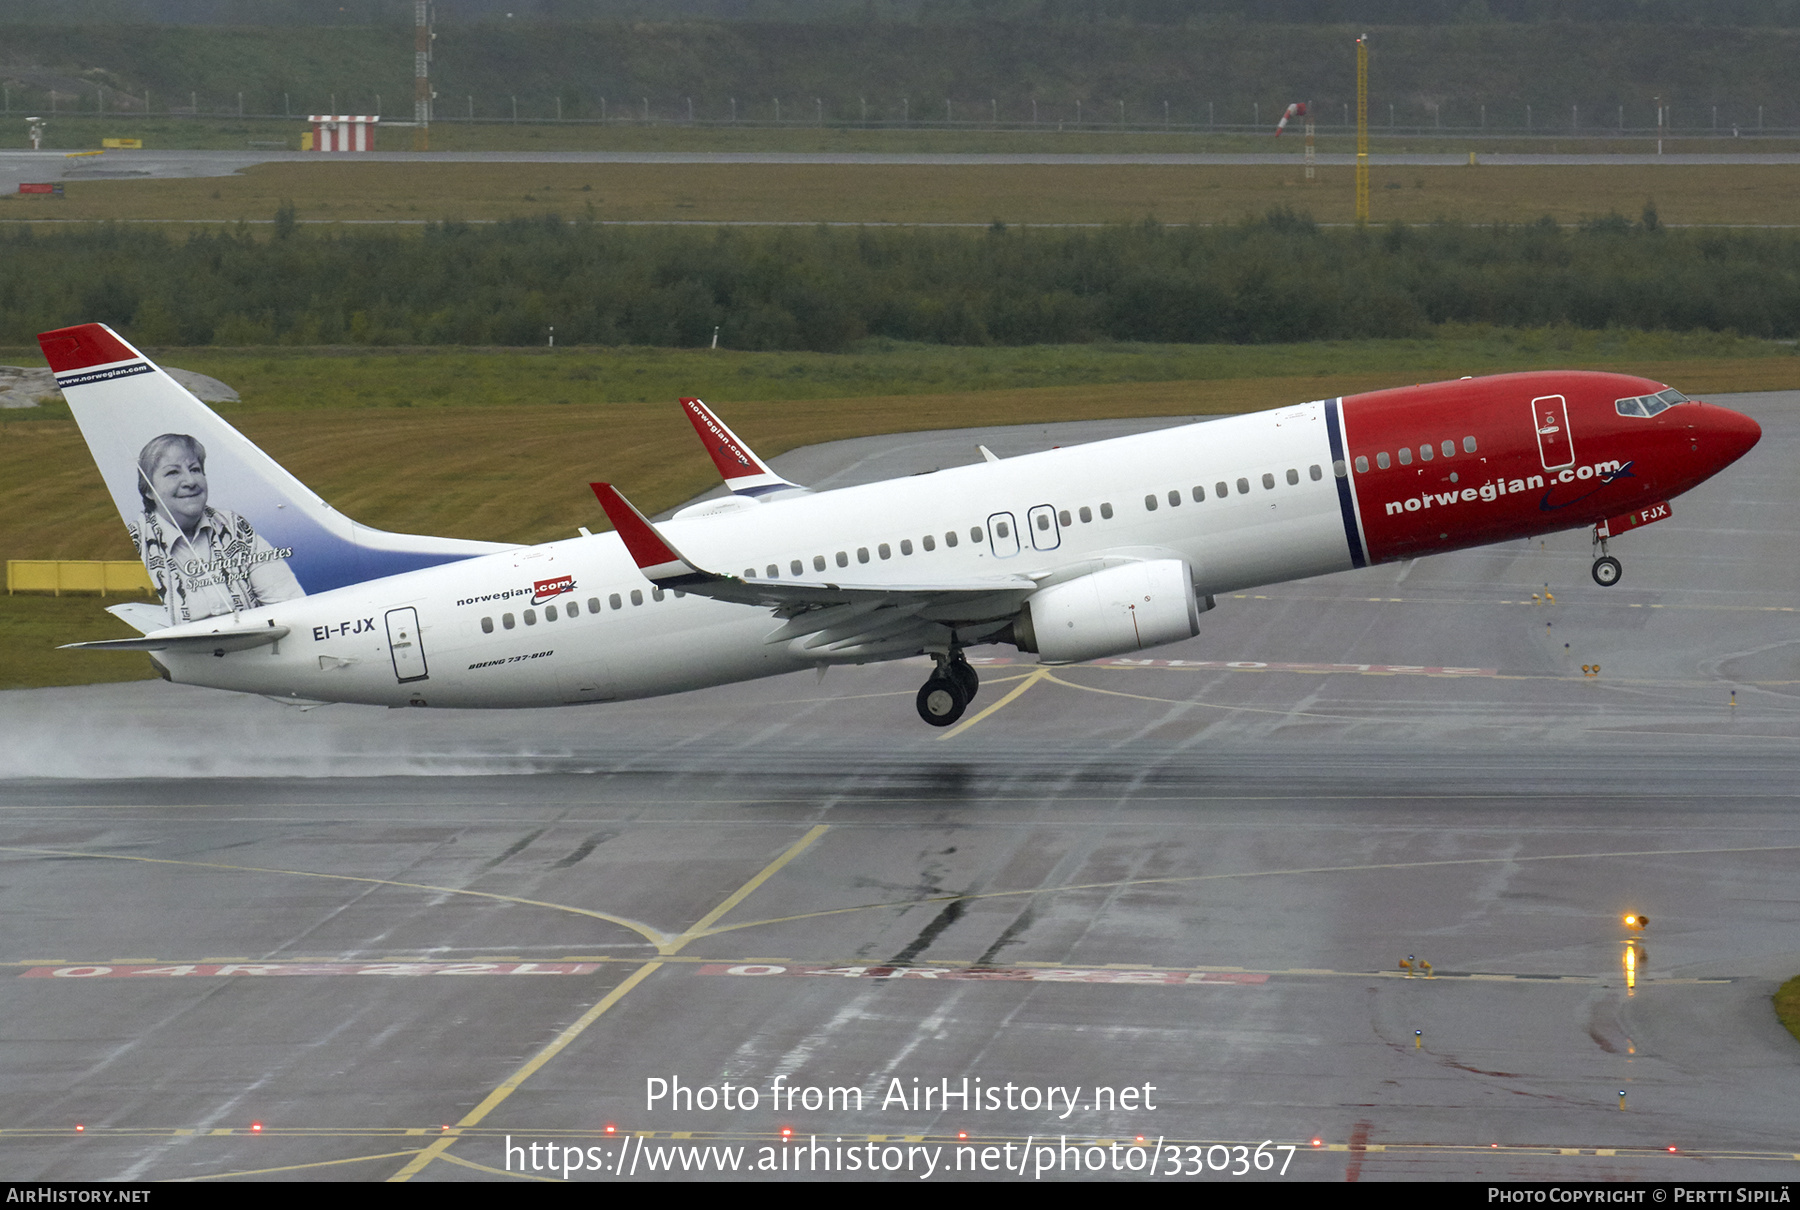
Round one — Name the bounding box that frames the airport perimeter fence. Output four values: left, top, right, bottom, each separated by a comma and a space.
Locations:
6, 561, 153, 597
5, 86, 1800, 139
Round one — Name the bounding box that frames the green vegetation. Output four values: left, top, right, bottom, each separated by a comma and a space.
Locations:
21, 160, 1800, 228
1779, 976, 1800, 1045
2, 15, 1798, 145
7, 216, 1800, 351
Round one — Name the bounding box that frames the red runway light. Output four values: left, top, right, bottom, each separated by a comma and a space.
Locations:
604, 1124, 617, 1134
780, 1127, 793, 1138
1310, 1138, 1323, 1147
1668, 1146, 1678, 1153
958, 1131, 968, 1140
74, 1125, 84, 1133
440, 1125, 450, 1132
251, 1122, 263, 1133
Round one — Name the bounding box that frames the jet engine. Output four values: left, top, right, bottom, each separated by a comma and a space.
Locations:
1010, 559, 1211, 664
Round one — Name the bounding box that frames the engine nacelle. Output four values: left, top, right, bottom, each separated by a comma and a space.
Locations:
1011, 559, 1210, 664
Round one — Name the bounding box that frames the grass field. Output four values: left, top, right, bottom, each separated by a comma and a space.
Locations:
13, 159, 1800, 228
4, 334, 1796, 690
1779, 976, 1800, 1045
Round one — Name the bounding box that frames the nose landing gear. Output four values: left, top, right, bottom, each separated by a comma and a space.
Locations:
915, 651, 980, 726
1591, 524, 1622, 586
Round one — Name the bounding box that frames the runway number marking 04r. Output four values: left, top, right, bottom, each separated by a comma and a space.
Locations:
22, 962, 600, 978
698, 964, 1270, 985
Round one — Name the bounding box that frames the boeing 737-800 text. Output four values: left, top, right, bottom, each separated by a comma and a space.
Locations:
40, 323, 1760, 726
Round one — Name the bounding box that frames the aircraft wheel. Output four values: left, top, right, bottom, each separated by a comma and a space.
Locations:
950, 659, 979, 703
916, 676, 968, 727
1591, 556, 1622, 587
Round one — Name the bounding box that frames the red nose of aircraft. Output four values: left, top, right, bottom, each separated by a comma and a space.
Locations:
1695, 401, 1763, 469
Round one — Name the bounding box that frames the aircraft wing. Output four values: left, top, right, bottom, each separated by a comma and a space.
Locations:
590, 482, 1035, 631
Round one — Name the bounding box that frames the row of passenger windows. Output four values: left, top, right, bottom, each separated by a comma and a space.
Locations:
1354, 435, 1478, 474
480, 588, 686, 633
1142, 464, 1325, 511
741, 505, 1122, 579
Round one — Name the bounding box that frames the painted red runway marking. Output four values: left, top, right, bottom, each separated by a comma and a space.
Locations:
21, 962, 600, 978
696, 964, 1269, 985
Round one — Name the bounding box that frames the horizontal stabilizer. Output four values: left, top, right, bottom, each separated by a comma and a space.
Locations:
63, 624, 290, 654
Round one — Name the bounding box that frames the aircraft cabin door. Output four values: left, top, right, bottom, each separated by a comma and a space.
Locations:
987, 512, 1020, 558
385, 607, 429, 683
1532, 394, 1575, 471
1027, 504, 1061, 551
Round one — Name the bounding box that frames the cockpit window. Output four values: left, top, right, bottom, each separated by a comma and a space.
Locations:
1616, 388, 1689, 418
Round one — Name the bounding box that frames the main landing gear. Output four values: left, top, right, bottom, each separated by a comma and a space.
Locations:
916, 651, 980, 726
1591, 524, 1622, 587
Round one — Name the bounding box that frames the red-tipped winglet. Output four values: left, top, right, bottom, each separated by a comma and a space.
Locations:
680, 398, 804, 496
589, 483, 716, 587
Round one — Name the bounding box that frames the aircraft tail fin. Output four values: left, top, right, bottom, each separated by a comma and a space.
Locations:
38, 324, 507, 628
680, 398, 806, 497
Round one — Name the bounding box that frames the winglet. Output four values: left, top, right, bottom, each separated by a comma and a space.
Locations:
589, 483, 720, 587
680, 398, 805, 496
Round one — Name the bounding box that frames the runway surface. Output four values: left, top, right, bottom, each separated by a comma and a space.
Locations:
5, 147, 1800, 197
0, 391, 1795, 1182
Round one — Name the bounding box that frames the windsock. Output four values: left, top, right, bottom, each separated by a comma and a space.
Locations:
1274, 101, 1309, 136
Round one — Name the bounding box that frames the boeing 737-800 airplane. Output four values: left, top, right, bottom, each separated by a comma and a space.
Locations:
41, 323, 1760, 726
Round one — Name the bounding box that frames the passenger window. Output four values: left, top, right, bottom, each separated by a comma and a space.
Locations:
1262, 473, 1275, 490
744, 568, 756, 579
814, 555, 827, 571
609, 594, 622, 610
1058, 510, 1071, 526
1375, 452, 1390, 470
1441, 440, 1455, 458
1100, 502, 1113, 519
1310, 464, 1324, 481
1398, 448, 1413, 465
523, 608, 537, 625
587, 598, 601, 612
1419, 444, 1433, 462
901, 539, 914, 555
1236, 478, 1250, 495
1192, 486, 1205, 502
1036, 513, 1051, 531
674, 590, 685, 598
856, 547, 870, 565
946, 531, 959, 547
878, 543, 891, 560
835, 551, 848, 568
923, 535, 936, 551
630, 590, 643, 606
481, 617, 494, 634
1287, 468, 1300, 485
791, 560, 804, 576
544, 605, 558, 621
970, 527, 982, 542
1353, 457, 1366, 474
1168, 490, 1181, 507
1144, 494, 1159, 511
503, 613, 515, 629
767, 565, 779, 578
1079, 506, 1092, 523
1464, 436, 1478, 453
652, 587, 665, 601
566, 600, 579, 617
1215, 481, 1228, 498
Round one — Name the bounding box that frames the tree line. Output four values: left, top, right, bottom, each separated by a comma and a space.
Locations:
4, 211, 1799, 351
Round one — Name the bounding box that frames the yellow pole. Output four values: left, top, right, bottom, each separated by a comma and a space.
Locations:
1355, 34, 1369, 223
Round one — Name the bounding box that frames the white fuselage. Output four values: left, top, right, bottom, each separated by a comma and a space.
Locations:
156, 403, 1354, 708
